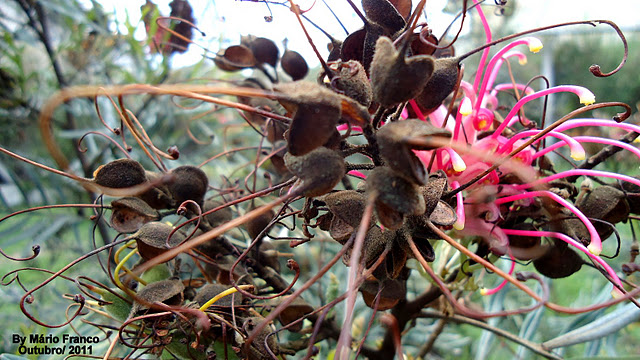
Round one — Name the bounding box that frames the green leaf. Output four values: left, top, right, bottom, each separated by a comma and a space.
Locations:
101, 288, 132, 322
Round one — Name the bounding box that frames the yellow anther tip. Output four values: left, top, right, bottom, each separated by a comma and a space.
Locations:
528, 39, 543, 53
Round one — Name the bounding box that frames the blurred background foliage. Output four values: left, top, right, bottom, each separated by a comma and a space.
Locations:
0, 0, 639, 359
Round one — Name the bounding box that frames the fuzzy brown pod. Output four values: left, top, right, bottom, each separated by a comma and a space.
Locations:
138, 171, 174, 209
206, 254, 254, 285
340, 28, 366, 64
256, 239, 281, 272
133, 221, 186, 261
93, 158, 147, 189
167, 165, 208, 207
331, 60, 373, 107
560, 185, 629, 243
362, 0, 406, 34
410, 31, 438, 56
242, 316, 280, 360
614, 176, 640, 214
129, 278, 185, 318
506, 223, 550, 261
370, 37, 435, 108
275, 82, 342, 156
281, 49, 308, 80
320, 190, 375, 242
214, 44, 257, 71
203, 199, 233, 228
576, 185, 630, 235
533, 241, 583, 279
360, 272, 407, 310
244, 201, 275, 239
421, 170, 449, 215
110, 197, 160, 233
377, 120, 451, 185
342, 226, 389, 269
388, 0, 412, 19
414, 57, 461, 113
284, 147, 346, 197
267, 295, 313, 332
192, 283, 244, 308
366, 167, 425, 230
242, 35, 279, 67
166, 0, 194, 54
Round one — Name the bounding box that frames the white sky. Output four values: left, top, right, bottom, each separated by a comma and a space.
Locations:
97, 0, 456, 68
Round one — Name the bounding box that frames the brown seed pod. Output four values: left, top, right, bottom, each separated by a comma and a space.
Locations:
533, 241, 583, 279
366, 167, 426, 230
362, 0, 406, 34
137, 171, 174, 209
110, 197, 160, 233
167, 165, 208, 207
267, 295, 313, 332
576, 185, 630, 239
506, 223, 550, 261
93, 159, 147, 189
557, 185, 629, 243
331, 60, 373, 107
133, 221, 186, 261
614, 176, 640, 214
242, 316, 280, 360
414, 57, 461, 113
388, 0, 412, 20
130, 278, 185, 317
206, 254, 254, 285
320, 190, 375, 242
203, 199, 233, 228
275, 82, 342, 156
360, 273, 407, 310
281, 49, 308, 80
242, 35, 279, 67
370, 37, 435, 108
377, 120, 451, 185
244, 201, 275, 239
214, 44, 257, 71
284, 147, 346, 197
340, 28, 366, 64
257, 239, 281, 272
343, 226, 389, 268
410, 31, 438, 56
421, 170, 449, 215
192, 283, 244, 308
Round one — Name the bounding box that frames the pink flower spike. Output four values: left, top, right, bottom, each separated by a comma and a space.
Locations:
513, 169, 640, 191
495, 190, 602, 255
475, 37, 543, 112
490, 83, 536, 98
492, 85, 596, 139
533, 135, 640, 162
500, 129, 586, 161
347, 170, 366, 179
485, 51, 528, 96
555, 119, 640, 134
480, 251, 515, 296
453, 97, 473, 141
472, 0, 492, 92
459, 80, 477, 102
452, 181, 465, 230
501, 229, 623, 294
